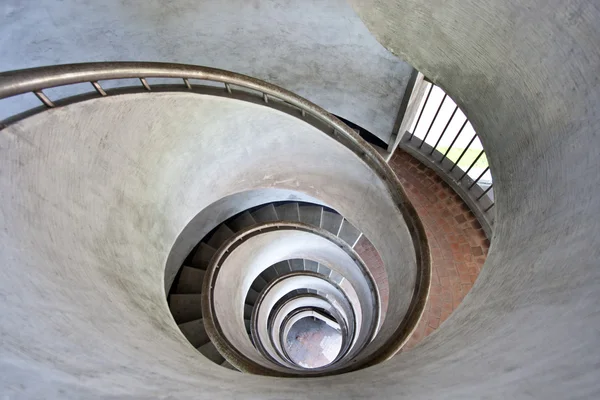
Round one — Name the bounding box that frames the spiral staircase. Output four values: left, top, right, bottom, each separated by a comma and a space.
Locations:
168, 201, 382, 374
1, 0, 599, 398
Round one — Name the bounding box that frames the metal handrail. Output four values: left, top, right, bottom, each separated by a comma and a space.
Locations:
201, 221, 378, 376
0, 62, 430, 370
403, 80, 495, 234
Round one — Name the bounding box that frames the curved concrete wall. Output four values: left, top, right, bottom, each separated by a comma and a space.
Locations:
0, 0, 414, 143
344, 0, 600, 398
1, 0, 599, 396
0, 92, 416, 397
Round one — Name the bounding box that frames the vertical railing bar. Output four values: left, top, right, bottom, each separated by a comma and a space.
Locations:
477, 184, 494, 201
484, 202, 495, 212
430, 105, 459, 155
409, 82, 434, 141
263, 93, 269, 103
301, 109, 306, 118
33, 90, 55, 108
224, 83, 232, 93
458, 149, 486, 181
468, 166, 490, 190
419, 93, 447, 149
440, 118, 469, 163
140, 78, 151, 91
183, 78, 192, 89
91, 81, 107, 96
449, 134, 477, 172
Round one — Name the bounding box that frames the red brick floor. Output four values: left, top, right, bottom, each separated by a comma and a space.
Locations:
390, 149, 489, 350
354, 235, 388, 321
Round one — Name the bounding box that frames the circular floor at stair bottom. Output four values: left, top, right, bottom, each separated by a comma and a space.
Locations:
285, 317, 342, 369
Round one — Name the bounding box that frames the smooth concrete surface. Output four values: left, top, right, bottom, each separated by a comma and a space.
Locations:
285, 316, 343, 369
165, 188, 326, 293
211, 229, 373, 367
0, 92, 415, 397
0, 0, 414, 143
343, 0, 600, 398
253, 275, 351, 370
2, 0, 599, 395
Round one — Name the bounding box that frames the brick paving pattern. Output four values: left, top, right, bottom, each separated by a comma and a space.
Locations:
389, 149, 489, 350
354, 235, 388, 321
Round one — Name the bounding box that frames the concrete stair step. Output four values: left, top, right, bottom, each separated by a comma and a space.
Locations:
169, 294, 203, 324
262, 265, 281, 282
305, 260, 319, 272
317, 263, 331, 277
244, 303, 253, 320
321, 209, 344, 235
274, 261, 291, 276
338, 219, 362, 247
221, 360, 237, 371
329, 269, 344, 285
289, 259, 304, 272
174, 266, 205, 294
250, 275, 269, 292
304, 260, 319, 272
189, 243, 216, 270
206, 224, 235, 249
228, 211, 257, 232
178, 318, 210, 348
275, 202, 300, 221
251, 204, 278, 223
245, 287, 260, 306
299, 204, 322, 226
198, 342, 225, 364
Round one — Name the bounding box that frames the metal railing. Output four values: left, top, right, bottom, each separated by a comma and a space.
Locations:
399, 80, 495, 236
0, 62, 430, 371
202, 221, 377, 376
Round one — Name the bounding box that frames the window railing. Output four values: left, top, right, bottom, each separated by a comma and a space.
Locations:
398, 80, 495, 236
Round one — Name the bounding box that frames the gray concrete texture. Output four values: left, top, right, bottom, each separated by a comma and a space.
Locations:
0, 93, 416, 398
345, 0, 600, 398
0, 0, 414, 143
1, 0, 599, 398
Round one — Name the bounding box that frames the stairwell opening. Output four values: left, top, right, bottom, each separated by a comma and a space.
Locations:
285, 316, 343, 369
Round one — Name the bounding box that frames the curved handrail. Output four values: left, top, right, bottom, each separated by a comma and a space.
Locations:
401, 80, 495, 236
0, 62, 430, 370
201, 221, 378, 376
257, 271, 356, 371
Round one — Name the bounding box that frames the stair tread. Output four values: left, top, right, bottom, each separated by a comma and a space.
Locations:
289, 259, 305, 272
252, 204, 279, 223
251, 275, 268, 292
221, 360, 237, 371
206, 224, 235, 249
304, 260, 319, 272
190, 243, 216, 270
329, 269, 344, 284
321, 210, 344, 236
228, 211, 256, 231
244, 303, 253, 320
178, 318, 210, 348
245, 287, 260, 306
274, 261, 291, 276
175, 266, 205, 294
262, 265, 281, 282
170, 293, 203, 324
198, 342, 225, 364
299, 204, 322, 226
275, 203, 300, 221
338, 219, 361, 247
317, 264, 331, 276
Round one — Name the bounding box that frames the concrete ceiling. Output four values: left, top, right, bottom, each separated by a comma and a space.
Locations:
0, 0, 414, 143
